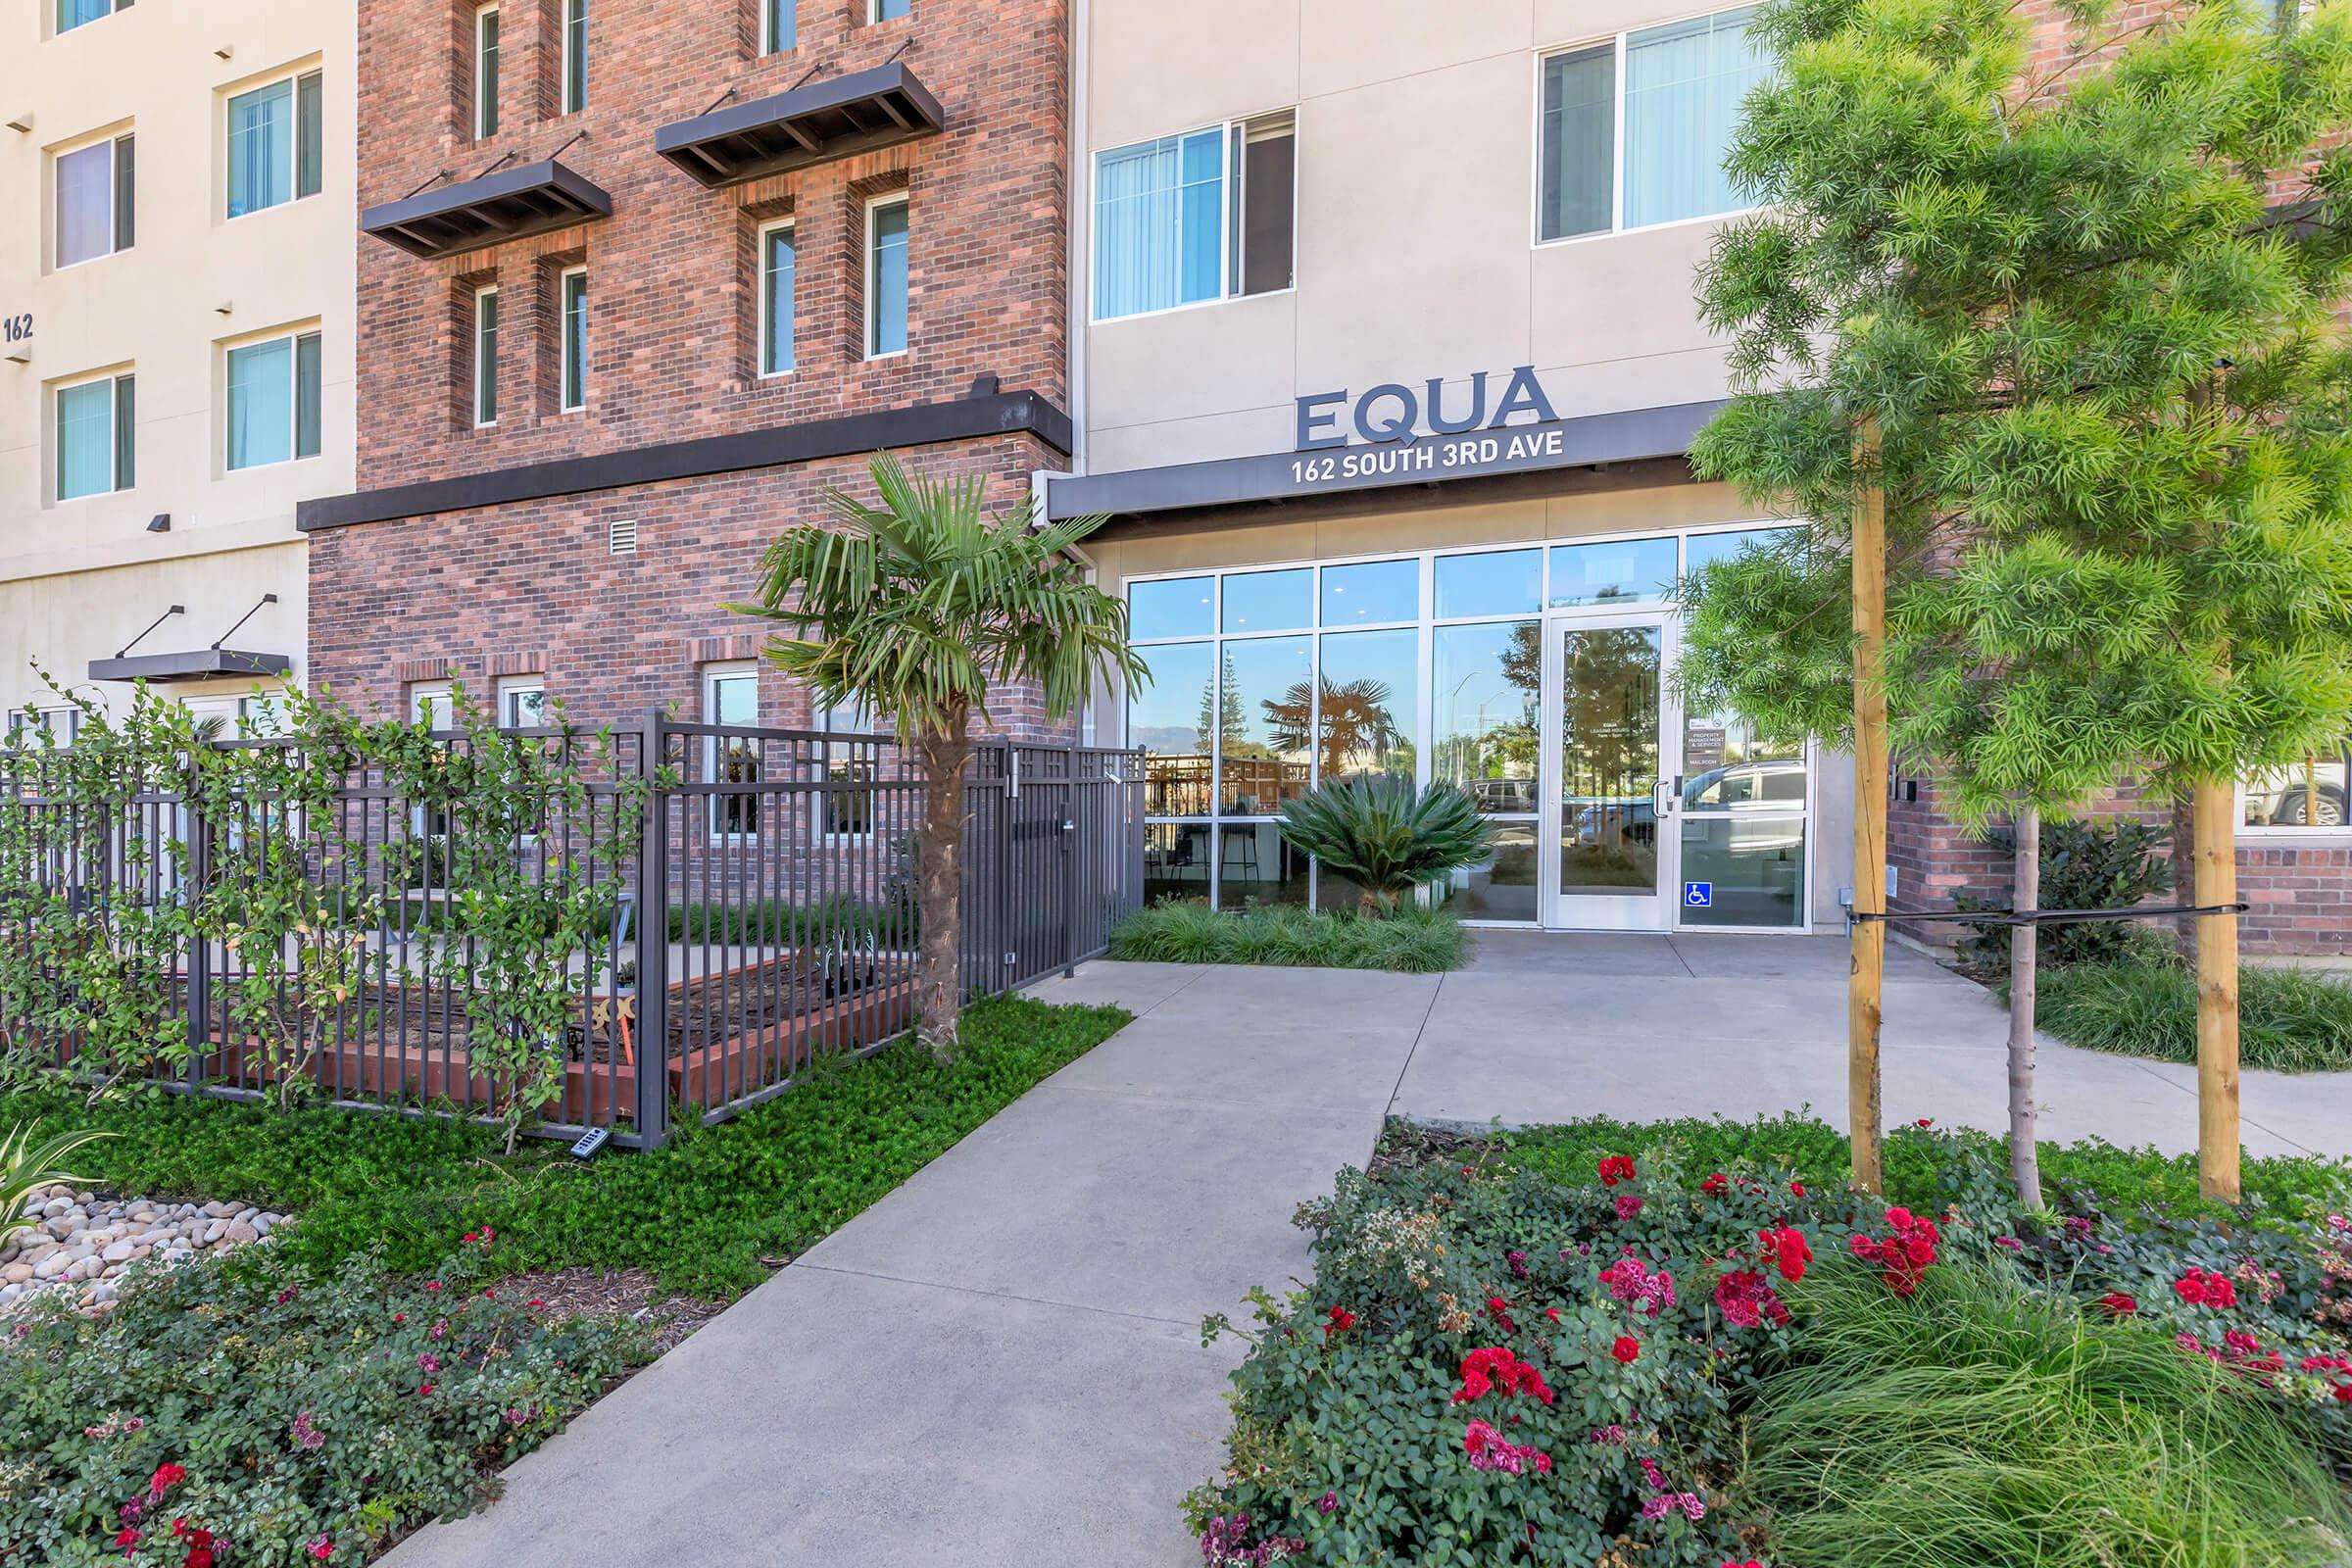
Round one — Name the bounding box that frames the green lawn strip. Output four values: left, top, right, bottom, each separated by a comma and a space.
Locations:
1499, 1110, 2352, 1223
2, 994, 1130, 1298
2029, 955, 2352, 1074
1108, 900, 1467, 972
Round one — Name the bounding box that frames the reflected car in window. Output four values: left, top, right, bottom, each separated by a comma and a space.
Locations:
2246, 759, 2347, 827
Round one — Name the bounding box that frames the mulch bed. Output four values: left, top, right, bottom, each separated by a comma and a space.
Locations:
498, 1266, 732, 1357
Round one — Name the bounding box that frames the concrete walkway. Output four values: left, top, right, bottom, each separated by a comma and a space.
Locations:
383, 934, 2352, 1568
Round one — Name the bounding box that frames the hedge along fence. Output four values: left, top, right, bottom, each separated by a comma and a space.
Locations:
0, 680, 1145, 1151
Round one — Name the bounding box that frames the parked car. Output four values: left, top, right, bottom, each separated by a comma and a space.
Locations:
2245, 760, 2346, 827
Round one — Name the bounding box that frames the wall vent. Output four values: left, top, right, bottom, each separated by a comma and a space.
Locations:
609, 516, 639, 555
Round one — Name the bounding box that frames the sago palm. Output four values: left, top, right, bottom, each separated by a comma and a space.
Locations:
1276, 776, 1493, 916
727, 452, 1146, 1059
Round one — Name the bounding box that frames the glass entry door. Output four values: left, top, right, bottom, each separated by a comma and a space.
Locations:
1542, 614, 1674, 931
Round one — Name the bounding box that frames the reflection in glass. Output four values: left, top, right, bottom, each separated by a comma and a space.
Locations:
1445, 821, 1539, 922
1255, 628, 1419, 785
1219, 820, 1308, 906
1679, 815, 1805, 927
1131, 576, 1214, 641
1548, 538, 1677, 606
1320, 559, 1419, 625
1684, 525, 1793, 575
1131, 640, 1213, 816
1222, 567, 1313, 632
1434, 549, 1542, 619
1558, 625, 1661, 895
1434, 621, 1540, 813
1218, 636, 1312, 813
1145, 821, 1211, 904
1682, 711, 1806, 801
2244, 748, 2349, 828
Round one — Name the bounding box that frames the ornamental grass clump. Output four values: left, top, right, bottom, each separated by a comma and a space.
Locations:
1744, 1262, 2352, 1568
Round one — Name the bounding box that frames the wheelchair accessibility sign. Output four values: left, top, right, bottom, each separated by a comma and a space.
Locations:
1683, 882, 1713, 909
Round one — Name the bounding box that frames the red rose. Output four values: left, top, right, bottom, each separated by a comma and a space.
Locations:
1611, 1336, 1640, 1364
2097, 1292, 2138, 1316
1789, 1181, 1805, 1196
1700, 1173, 1729, 1197
149, 1463, 185, 1497
1597, 1154, 1638, 1188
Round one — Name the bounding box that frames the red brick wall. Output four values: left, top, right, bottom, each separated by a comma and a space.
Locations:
324, 0, 1075, 736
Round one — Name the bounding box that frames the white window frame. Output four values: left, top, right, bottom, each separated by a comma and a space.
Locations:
2239, 758, 2352, 843
52, 128, 133, 271
561, 0, 587, 116
7, 706, 82, 750
816, 698, 880, 841
497, 677, 547, 729
558, 265, 587, 412
868, 0, 908, 21
52, 368, 133, 502
473, 284, 500, 426
223, 67, 324, 222
56, 0, 125, 37
1088, 109, 1298, 325
757, 219, 796, 378
703, 662, 760, 843
864, 194, 908, 361
1532, 5, 1768, 250
761, 0, 794, 53
474, 3, 501, 139
222, 326, 322, 472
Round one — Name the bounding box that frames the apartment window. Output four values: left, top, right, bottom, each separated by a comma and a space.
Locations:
562, 0, 588, 115
225, 330, 322, 470
473, 286, 500, 425
705, 664, 760, 839
56, 372, 134, 500
499, 679, 547, 728
762, 0, 794, 52
760, 222, 796, 376
1540, 6, 1769, 241
226, 70, 324, 219
1093, 111, 1295, 321
57, 0, 126, 35
869, 0, 908, 19
559, 267, 587, 410
865, 197, 908, 359
818, 699, 878, 837
7, 708, 81, 750
475, 5, 501, 138
55, 132, 133, 269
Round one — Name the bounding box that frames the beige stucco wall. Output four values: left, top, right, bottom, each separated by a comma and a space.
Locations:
0, 0, 354, 720
1078, 0, 1742, 474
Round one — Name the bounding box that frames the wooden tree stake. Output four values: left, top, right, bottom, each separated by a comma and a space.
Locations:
2192, 780, 2241, 1202
1849, 415, 1887, 1197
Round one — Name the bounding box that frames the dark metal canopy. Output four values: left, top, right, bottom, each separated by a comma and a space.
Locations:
361, 159, 612, 260
654, 62, 944, 188
87, 649, 294, 685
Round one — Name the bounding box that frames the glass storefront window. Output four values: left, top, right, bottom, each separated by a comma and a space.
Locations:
2245, 748, 2350, 830
1320, 559, 1419, 625
1435, 549, 1541, 619
1548, 538, 1677, 607
1131, 576, 1214, 640
1217, 636, 1312, 813
1132, 640, 1213, 817
1222, 567, 1312, 633
1444, 821, 1539, 921
1678, 814, 1806, 927
1433, 620, 1540, 813
1146, 821, 1211, 904
1219, 819, 1309, 906
1315, 627, 1418, 783
1684, 525, 1793, 575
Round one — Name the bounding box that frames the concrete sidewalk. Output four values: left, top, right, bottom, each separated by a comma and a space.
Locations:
383, 962, 1438, 1568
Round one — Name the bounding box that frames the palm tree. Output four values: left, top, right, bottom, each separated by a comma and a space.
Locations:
728, 453, 1145, 1060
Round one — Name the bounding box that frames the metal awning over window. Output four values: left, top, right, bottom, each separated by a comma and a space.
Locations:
361, 158, 612, 260
87, 650, 293, 685
654, 62, 944, 188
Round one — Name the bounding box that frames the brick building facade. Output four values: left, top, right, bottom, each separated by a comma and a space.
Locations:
304, 0, 1074, 733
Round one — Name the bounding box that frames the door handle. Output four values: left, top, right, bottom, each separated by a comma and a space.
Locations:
1652, 779, 1674, 817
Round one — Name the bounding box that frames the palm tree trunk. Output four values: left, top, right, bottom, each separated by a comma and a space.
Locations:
913, 717, 972, 1064
2008, 807, 2043, 1208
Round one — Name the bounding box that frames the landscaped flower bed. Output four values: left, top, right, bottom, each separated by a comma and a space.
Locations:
1189, 1121, 2352, 1567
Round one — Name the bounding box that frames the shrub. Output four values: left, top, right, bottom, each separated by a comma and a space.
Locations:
1956, 816, 2174, 975
2034, 955, 2352, 1073
0, 995, 1131, 1298
1108, 900, 1467, 972
1275, 777, 1492, 915
1745, 1262, 2352, 1568
0, 1237, 646, 1565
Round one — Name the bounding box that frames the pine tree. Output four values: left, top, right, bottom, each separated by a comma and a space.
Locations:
1683, 0, 2352, 1202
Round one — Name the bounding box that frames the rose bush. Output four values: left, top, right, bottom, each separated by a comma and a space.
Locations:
1188, 1124, 2352, 1565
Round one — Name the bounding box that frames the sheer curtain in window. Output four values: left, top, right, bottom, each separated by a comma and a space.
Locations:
1093, 128, 1222, 319
1623, 7, 1768, 229
227, 80, 292, 217
227, 339, 292, 469
55, 142, 112, 267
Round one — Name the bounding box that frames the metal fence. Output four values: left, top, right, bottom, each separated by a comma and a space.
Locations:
0, 718, 1144, 1149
